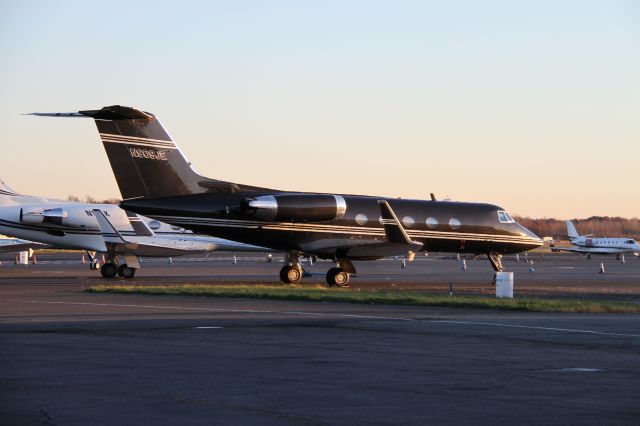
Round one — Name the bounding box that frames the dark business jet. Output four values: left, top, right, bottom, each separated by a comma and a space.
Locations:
34, 106, 542, 286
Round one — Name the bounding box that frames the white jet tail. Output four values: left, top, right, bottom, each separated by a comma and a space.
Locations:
0, 177, 20, 206
566, 220, 580, 239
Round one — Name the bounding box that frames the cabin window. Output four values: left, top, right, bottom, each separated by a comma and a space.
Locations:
148, 220, 161, 230
426, 217, 438, 228
355, 213, 368, 226
497, 210, 515, 223
402, 216, 415, 227
449, 218, 462, 230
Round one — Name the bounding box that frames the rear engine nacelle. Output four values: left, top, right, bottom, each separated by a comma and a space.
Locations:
19, 207, 99, 228
20, 208, 70, 226
243, 194, 347, 222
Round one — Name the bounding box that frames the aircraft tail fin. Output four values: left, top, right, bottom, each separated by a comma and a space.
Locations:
30, 106, 268, 199
83, 105, 221, 199
0, 177, 20, 206
566, 220, 580, 239
0, 178, 18, 195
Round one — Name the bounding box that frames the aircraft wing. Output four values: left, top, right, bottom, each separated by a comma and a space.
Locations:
552, 246, 630, 254
0, 238, 49, 254
159, 234, 272, 253
344, 201, 423, 258
93, 209, 220, 256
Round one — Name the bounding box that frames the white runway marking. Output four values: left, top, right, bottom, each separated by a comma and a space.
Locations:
18, 300, 416, 322
431, 320, 640, 338
554, 368, 604, 372
16, 300, 640, 338
194, 326, 224, 329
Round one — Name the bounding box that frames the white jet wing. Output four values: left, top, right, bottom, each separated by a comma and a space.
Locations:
0, 237, 49, 254
552, 246, 631, 254
93, 209, 219, 257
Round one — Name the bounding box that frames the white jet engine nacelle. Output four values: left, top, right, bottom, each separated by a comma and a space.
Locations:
20, 207, 70, 226
19, 206, 122, 229
19, 206, 102, 228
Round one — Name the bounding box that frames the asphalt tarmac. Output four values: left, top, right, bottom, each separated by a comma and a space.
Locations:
1, 253, 640, 425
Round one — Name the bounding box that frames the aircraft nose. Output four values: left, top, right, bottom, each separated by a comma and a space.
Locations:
517, 223, 543, 246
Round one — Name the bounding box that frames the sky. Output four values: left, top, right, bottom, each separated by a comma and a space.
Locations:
0, 1, 638, 219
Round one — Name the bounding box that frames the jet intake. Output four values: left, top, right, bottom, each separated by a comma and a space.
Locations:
244, 194, 347, 222
20, 208, 70, 226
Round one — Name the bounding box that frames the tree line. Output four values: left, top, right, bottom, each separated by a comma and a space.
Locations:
514, 216, 640, 239
67, 195, 121, 204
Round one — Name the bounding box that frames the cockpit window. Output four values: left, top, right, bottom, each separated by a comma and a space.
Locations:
497, 210, 515, 223
626, 240, 635, 244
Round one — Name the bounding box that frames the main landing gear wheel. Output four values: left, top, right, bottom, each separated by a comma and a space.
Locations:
118, 264, 136, 279
100, 262, 118, 278
326, 267, 350, 288
280, 265, 303, 284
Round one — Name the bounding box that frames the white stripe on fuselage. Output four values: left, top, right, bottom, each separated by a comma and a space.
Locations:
100, 133, 177, 149
99, 133, 175, 146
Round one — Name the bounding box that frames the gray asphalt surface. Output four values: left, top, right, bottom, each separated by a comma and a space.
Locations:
1, 253, 639, 425
2, 251, 640, 297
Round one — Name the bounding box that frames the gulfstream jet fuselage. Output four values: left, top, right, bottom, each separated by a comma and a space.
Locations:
33, 105, 542, 286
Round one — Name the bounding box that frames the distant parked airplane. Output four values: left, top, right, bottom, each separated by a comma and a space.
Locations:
552, 220, 640, 260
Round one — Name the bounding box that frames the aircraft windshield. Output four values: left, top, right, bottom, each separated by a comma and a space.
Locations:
497, 210, 515, 224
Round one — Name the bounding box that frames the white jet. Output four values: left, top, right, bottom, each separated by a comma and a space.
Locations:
552, 220, 640, 260
0, 178, 269, 278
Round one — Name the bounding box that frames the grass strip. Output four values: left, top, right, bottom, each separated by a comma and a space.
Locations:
87, 284, 640, 314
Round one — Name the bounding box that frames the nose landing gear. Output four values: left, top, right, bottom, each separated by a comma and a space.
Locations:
488, 252, 504, 272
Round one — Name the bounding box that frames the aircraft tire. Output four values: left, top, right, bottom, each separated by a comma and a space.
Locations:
100, 262, 118, 278
118, 264, 136, 279
279, 266, 290, 283
326, 267, 350, 288
287, 266, 302, 284
280, 265, 302, 284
